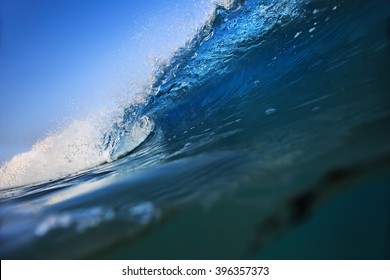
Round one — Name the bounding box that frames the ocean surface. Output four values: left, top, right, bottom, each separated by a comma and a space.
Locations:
1, 0, 389, 259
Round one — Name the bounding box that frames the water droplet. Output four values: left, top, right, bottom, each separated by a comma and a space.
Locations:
294, 31, 302, 39
265, 108, 276, 115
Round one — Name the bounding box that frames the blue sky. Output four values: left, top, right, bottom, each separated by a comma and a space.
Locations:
0, 0, 212, 163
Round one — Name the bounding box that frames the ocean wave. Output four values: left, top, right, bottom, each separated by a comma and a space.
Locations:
0, 0, 368, 189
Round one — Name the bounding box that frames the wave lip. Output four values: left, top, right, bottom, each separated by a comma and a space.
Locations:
146, 0, 305, 106
108, 115, 155, 161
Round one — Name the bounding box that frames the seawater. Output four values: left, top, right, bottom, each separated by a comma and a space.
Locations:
0, 0, 389, 259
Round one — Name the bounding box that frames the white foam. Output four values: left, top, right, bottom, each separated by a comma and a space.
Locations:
0, 115, 110, 189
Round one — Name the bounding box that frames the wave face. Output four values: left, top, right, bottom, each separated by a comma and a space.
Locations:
1, 0, 390, 259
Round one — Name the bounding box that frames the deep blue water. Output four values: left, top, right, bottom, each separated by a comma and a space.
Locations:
0, 0, 389, 259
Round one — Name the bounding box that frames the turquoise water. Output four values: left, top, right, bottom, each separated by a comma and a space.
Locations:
0, 0, 389, 259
